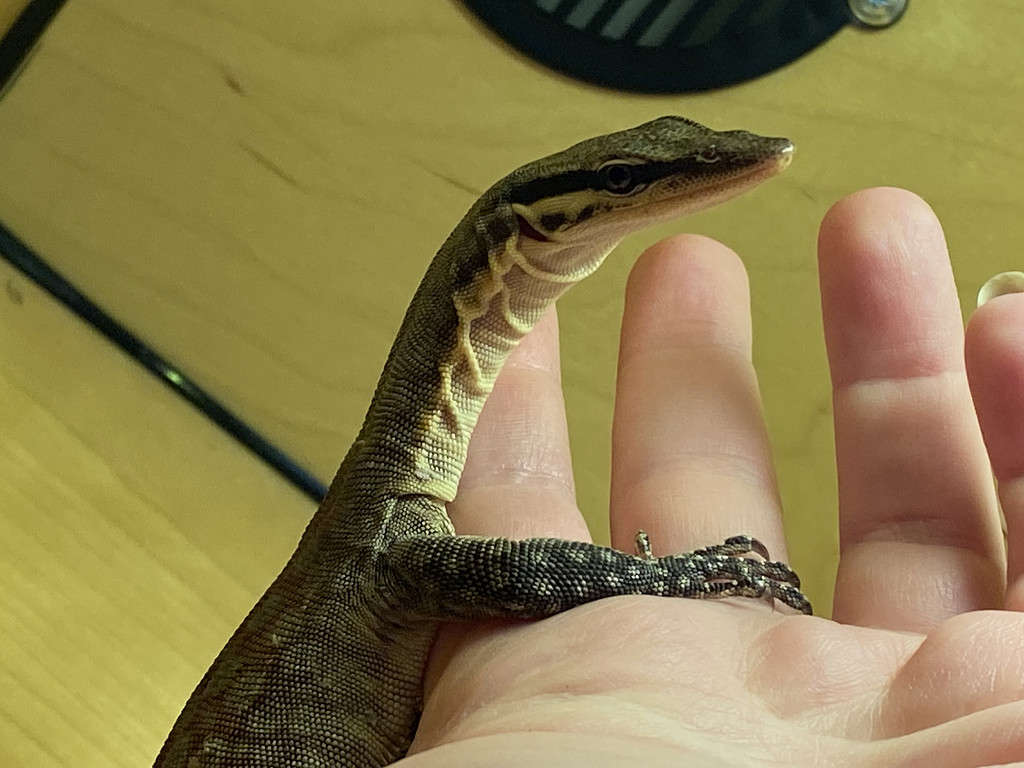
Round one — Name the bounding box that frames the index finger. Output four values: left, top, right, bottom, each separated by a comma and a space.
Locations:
447, 306, 590, 543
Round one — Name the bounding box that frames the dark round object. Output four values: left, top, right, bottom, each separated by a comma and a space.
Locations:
461, 0, 853, 94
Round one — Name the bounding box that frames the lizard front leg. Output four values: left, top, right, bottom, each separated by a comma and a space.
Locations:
379, 534, 811, 621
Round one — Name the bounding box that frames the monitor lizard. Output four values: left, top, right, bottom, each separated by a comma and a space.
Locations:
155, 116, 812, 767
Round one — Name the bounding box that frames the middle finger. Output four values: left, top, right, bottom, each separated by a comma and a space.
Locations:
609, 235, 788, 560
819, 188, 1004, 631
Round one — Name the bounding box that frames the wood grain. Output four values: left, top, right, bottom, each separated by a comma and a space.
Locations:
2, 1, 1022, 762
0, 259, 311, 765
0, 1, 29, 40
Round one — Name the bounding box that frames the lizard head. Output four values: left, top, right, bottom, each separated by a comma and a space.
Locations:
504, 116, 792, 279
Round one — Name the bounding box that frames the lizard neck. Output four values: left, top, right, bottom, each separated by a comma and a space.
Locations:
339, 191, 614, 505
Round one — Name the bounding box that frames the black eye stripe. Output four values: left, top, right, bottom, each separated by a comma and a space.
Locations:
510, 169, 595, 206
510, 156, 724, 205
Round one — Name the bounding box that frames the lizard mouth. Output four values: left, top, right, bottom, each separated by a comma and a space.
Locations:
515, 214, 550, 242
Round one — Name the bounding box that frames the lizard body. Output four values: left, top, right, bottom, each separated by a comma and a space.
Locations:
155, 116, 810, 767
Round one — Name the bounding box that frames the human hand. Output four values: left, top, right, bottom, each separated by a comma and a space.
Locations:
400, 188, 1024, 767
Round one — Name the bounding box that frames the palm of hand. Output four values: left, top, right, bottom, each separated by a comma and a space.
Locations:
403, 189, 1024, 767
410, 600, 1023, 767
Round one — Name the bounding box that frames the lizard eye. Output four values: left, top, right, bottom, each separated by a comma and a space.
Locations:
599, 162, 643, 195
696, 146, 720, 163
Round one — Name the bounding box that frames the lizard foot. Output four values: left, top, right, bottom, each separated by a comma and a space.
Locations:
648, 533, 811, 614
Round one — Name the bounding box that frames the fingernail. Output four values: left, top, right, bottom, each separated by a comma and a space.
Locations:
977, 271, 1024, 308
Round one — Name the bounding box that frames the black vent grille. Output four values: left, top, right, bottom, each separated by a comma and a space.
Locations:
463, 0, 851, 92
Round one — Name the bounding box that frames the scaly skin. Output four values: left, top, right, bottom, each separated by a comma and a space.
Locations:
155, 116, 810, 767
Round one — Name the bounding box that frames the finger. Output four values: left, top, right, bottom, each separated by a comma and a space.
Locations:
819, 188, 1004, 631
879, 610, 1024, 739
609, 234, 787, 559
448, 306, 589, 542
966, 291, 1024, 610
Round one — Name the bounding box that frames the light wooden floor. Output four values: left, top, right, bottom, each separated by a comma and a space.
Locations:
3, 2, 1023, 764
0, 2, 23, 38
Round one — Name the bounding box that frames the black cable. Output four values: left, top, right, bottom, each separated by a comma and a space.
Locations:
0, 0, 67, 91
0, 2, 326, 503
0, 222, 328, 503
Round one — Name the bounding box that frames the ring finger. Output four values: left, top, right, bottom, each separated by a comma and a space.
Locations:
967, 288, 1024, 611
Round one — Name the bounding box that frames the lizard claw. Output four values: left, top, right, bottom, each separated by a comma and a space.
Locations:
721, 535, 771, 560
657, 535, 811, 614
